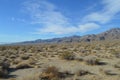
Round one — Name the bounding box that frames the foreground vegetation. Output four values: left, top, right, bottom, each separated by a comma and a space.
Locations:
0, 40, 120, 80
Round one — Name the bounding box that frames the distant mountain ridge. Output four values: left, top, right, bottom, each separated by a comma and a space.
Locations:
16, 28, 120, 44
20, 35, 81, 44
0, 42, 10, 44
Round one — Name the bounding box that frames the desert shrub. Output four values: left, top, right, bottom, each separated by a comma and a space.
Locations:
20, 54, 30, 60
59, 51, 75, 60
49, 45, 57, 48
0, 60, 10, 78
0, 67, 8, 78
85, 57, 101, 65
15, 62, 33, 69
0, 59, 10, 69
114, 64, 120, 68
17, 66, 61, 80
113, 52, 120, 58
114, 62, 120, 68
75, 69, 90, 76
10, 54, 17, 59
75, 57, 84, 61
0, 46, 7, 51
12, 58, 21, 65
111, 50, 120, 58
40, 66, 61, 80
61, 46, 67, 50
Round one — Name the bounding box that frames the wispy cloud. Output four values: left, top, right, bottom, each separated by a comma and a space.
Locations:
22, 0, 120, 35
11, 17, 26, 23
78, 23, 100, 33
22, 0, 100, 35
83, 0, 120, 24
35, 22, 100, 34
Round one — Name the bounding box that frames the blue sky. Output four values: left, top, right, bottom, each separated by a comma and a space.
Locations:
0, 0, 120, 42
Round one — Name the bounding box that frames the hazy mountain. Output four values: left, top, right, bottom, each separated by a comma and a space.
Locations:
19, 35, 81, 44
15, 28, 120, 44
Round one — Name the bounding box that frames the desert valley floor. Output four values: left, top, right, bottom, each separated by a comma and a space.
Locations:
0, 40, 120, 80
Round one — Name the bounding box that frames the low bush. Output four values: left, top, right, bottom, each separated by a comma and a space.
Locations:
0, 60, 10, 78
0, 66, 8, 78
59, 51, 75, 60
40, 66, 61, 80
85, 57, 101, 65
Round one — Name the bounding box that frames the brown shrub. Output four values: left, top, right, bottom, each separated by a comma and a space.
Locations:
0, 66, 8, 78
0, 60, 10, 78
20, 54, 30, 60
40, 66, 60, 80
75, 69, 89, 76
85, 57, 101, 65
59, 51, 75, 60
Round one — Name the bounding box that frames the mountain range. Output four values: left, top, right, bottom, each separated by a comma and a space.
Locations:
16, 28, 120, 44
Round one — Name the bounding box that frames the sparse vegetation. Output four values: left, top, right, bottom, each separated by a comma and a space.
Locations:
0, 40, 120, 80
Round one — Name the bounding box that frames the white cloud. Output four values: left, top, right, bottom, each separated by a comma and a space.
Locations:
22, 0, 104, 35
23, 0, 69, 25
35, 22, 100, 34
78, 23, 100, 33
36, 25, 78, 34
83, 0, 120, 24
22, 0, 120, 34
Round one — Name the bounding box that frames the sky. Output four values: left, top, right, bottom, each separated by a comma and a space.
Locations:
0, 0, 120, 43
